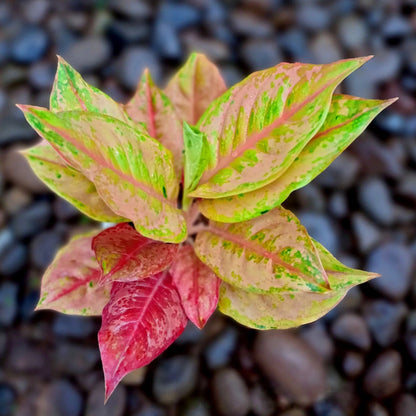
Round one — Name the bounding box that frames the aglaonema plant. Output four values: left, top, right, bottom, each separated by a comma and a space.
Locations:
18, 53, 396, 400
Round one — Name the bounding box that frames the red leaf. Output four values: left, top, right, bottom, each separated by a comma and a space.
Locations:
170, 245, 220, 329
98, 272, 187, 400
92, 223, 179, 286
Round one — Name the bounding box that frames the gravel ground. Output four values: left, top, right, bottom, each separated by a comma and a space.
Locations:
0, 0, 416, 415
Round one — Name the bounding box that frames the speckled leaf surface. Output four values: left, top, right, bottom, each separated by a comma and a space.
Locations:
218, 239, 378, 330
170, 245, 221, 329
92, 223, 178, 285
197, 95, 397, 223
50, 56, 133, 125
190, 57, 371, 199
19, 105, 187, 243
194, 206, 329, 294
36, 231, 110, 315
164, 52, 226, 125
22, 141, 124, 222
125, 70, 183, 175
99, 272, 187, 400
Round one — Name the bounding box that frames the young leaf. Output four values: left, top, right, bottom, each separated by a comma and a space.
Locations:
125, 69, 183, 175
18, 106, 187, 243
194, 206, 329, 294
22, 142, 124, 222
170, 244, 221, 329
197, 95, 397, 223
164, 52, 227, 125
36, 231, 110, 315
99, 272, 187, 400
218, 239, 378, 330
92, 223, 178, 286
189, 57, 371, 199
50, 56, 133, 125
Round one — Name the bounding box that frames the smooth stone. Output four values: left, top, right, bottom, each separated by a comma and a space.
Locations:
204, 327, 238, 369
383, 15, 411, 40
153, 356, 198, 405
158, 3, 200, 30
367, 402, 390, 416
30, 229, 64, 269
153, 21, 182, 59
337, 15, 368, 49
0, 118, 36, 146
23, 0, 50, 23
254, 331, 326, 406
3, 188, 32, 215
0, 384, 17, 416
53, 198, 79, 221
406, 333, 416, 361
134, 405, 166, 416
0, 282, 18, 326
11, 201, 52, 239
299, 322, 334, 362
107, 20, 149, 45
212, 368, 250, 416
53, 315, 96, 338
0, 243, 27, 275
121, 367, 147, 386
11, 26, 48, 63
363, 50, 402, 83
352, 213, 381, 254
7, 339, 46, 372
230, 10, 274, 37
395, 394, 416, 416
53, 343, 100, 375
363, 350, 402, 399
313, 398, 347, 416
310, 32, 342, 64
110, 0, 152, 19
250, 383, 276, 416
279, 29, 312, 62
364, 300, 407, 347
367, 243, 413, 300
182, 35, 229, 61
241, 39, 283, 71
342, 352, 364, 378
181, 398, 211, 416
28, 61, 55, 89
0, 228, 14, 258
86, 382, 126, 416
331, 313, 371, 350
295, 184, 325, 212
397, 172, 416, 201
358, 177, 395, 225
296, 4, 331, 31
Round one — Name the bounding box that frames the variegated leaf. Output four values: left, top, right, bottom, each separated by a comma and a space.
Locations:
92, 223, 178, 286
218, 239, 378, 329
36, 231, 110, 315
194, 206, 329, 294
189, 57, 371, 199
124, 69, 183, 175
22, 141, 124, 222
18, 106, 187, 243
170, 244, 221, 329
99, 272, 187, 400
164, 52, 226, 124
197, 95, 397, 222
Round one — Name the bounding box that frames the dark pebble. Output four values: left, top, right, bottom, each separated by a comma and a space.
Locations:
11, 201, 52, 239
394, 394, 416, 416
86, 382, 126, 416
0, 384, 16, 416
7, 339, 46, 372
331, 313, 371, 350
153, 356, 198, 405
367, 402, 389, 416
135, 405, 166, 416
110, 0, 152, 20
181, 398, 211, 416
296, 4, 331, 31
316, 153, 359, 189
0, 119, 36, 146
107, 20, 149, 45
363, 350, 402, 399
313, 399, 346, 416
406, 333, 416, 361
53, 315, 96, 338
212, 368, 250, 416
158, 3, 200, 31
53, 198, 79, 221
342, 352, 364, 378
204, 327, 238, 369
0, 242, 27, 275
299, 322, 334, 362
250, 383, 276, 416
11, 26, 48, 63
0, 282, 18, 326
53, 343, 99, 375
30, 229, 64, 269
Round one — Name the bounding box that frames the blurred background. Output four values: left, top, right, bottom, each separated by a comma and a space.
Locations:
0, 0, 416, 415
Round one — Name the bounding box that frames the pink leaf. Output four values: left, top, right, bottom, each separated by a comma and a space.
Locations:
98, 272, 187, 400
92, 223, 179, 285
37, 231, 110, 315
170, 245, 220, 328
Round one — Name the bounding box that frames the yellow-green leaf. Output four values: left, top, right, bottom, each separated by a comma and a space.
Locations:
19, 105, 187, 243
190, 57, 371, 199
197, 95, 397, 223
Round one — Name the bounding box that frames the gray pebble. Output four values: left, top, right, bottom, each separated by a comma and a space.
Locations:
204, 327, 238, 369
342, 352, 364, 378
231, 10, 274, 38
11, 26, 48, 64
352, 213, 381, 254
297, 4, 331, 32
153, 22, 182, 60
331, 313, 371, 350
250, 383, 276, 416
337, 15, 368, 49
28, 61, 55, 89
310, 33, 342, 64
316, 153, 360, 189
53, 343, 100, 376
0, 242, 27, 275
395, 394, 416, 416
0, 282, 18, 326
110, 0, 152, 20
0, 119, 36, 146
30, 229, 64, 269
86, 382, 126, 416
11, 201, 52, 239
158, 3, 200, 31
53, 315, 96, 338
300, 322, 334, 362
241, 39, 283, 71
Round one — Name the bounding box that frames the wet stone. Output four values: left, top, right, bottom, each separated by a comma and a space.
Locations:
86, 382, 126, 416
204, 327, 238, 369
0, 282, 18, 327
331, 313, 371, 350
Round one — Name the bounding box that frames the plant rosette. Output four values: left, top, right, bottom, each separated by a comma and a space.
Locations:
19, 53, 396, 400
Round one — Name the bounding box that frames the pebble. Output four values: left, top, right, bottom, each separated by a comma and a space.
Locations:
86, 382, 126, 416
0, 383, 16, 416
231, 10, 274, 37
53, 343, 100, 375
0, 242, 27, 276
241, 39, 283, 71
7, 339, 46, 372
0, 119, 36, 146
11, 200, 52, 239
364, 300, 407, 347
37, 380, 83, 416
254, 330, 326, 406
53, 198, 79, 221
23, 0, 50, 24
53, 315, 96, 338
394, 394, 416, 416
337, 15, 368, 49
212, 368, 250, 416
367, 243, 414, 300
342, 352, 364, 378
204, 327, 238, 369
135, 405, 166, 416
313, 398, 346, 416
299, 322, 334, 362
367, 402, 390, 416
158, 3, 201, 30
279, 29, 312, 62
153, 356, 198, 405
295, 184, 325, 212
363, 350, 402, 399
397, 172, 416, 201
11, 26, 48, 63
0, 282, 18, 327
183, 35, 229, 62
28, 61, 55, 89
331, 313, 371, 350
153, 22, 182, 60
406, 334, 416, 361
310, 32, 342, 64
296, 4, 331, 32
116, 47, 161, 89
352, 213, 381, 254
250, 384, 276, 416
30, 229, 64, 269
110, 0, 152, 20
3, 188, 32, 215
181, 398, 211, 416
121, 367, 146, 386
365, 51, 402, 83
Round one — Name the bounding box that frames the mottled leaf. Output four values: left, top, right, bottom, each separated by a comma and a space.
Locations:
170, 244, 221, 328
125, 69, 183, 175
218, 239, 378, 330
197, 95, 397, 222
194, 206, 329, 294
22, 141, 124, 222
18, 106, 187, 243
36, 231, 110, 315
92, 223, 178, 285
99, 272, 187, 400
190, 57, 371, 199
164, 52, 226, 124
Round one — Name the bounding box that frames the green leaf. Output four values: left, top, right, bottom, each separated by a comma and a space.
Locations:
194, 206, 330, 295
197, 95, 397, 223
22, 141, 125, 222
218, 239, 378, 330
19, 105, 187, 243
125, 69, 184, 176
164, 52, 227, 125
189, 57, 371, 199
182, 122, 211, 209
